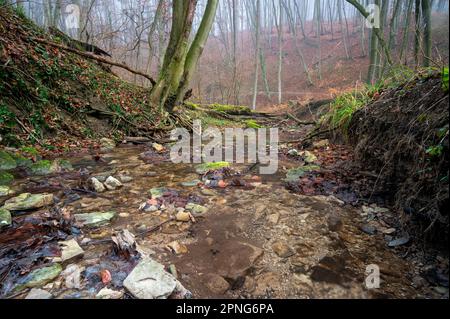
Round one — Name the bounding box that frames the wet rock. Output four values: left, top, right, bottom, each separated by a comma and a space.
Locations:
96, 288, 124, 299
11, 154, 32, 168
0, 185, 14, 196
74, 211, 116, 228
205, 274, 230, 295
185, 203, 207, 215
29, 160, 60, 176
118, 174, 134, 183
123, 258, 179, 299
288, 149, 300, 156
2, 193, 53, 211
412, 276, 427, 288
168, 264, 178, 279
104, 176, 123, 190
0, 208, 11, 229
382, 228, 397, 235
89, 177, 106, 193
61, 264, 83, 289
284, 165, 320, 182
201, 189, 216, 196
100, 138, 116, 151
15, 264, 62, 292
25, 288, 53, 299
0, 150, 17, 170
0, 171, 14, 185
176, 211, 191, 222
254, 272, 282, 296
181, 180, 201, 187
272, 241, 295, 258
388, 234, 410, 247
360, 224, 377, 235
327, 215, 343, 232
149, 187, 167, 199
53, 239, 84, 263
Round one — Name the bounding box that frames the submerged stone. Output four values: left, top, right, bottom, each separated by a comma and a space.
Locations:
25, 288, 53, 299
149, 187, 167, 199
0, 208, 12, 229
74, 211, 116, 228
15, 264, 62, 292
0, 150, 17, 170
52, 239, 84, 263
185, 203, 207, 215
195, 162, 230, 174
2, 193, 54, 211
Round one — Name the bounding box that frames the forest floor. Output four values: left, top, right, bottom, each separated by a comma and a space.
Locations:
1, 108, 448, 299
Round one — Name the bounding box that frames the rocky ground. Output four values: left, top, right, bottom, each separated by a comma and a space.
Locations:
0, 122, 448, 299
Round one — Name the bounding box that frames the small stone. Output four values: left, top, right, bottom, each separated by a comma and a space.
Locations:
119, 213, 130, 218
205, 274, 230, 295
152, 143, 165, 152
267, 213, 280, 224
96, 288, 124, 299
0, 208, 12, 229
313, 139, 329, 148
61, 264, 83, 289
412, 276, 427, 288
434, 286, 448, 295
104, 176, 123, 190
149, 187, 166, 199
383, 228, 396, 235
25, 288, 53, 299
2, 193, 53, 211
201, 189, 216, 196
185, 203, 207, 215
288, 149, 300, 156
388, 234, 410, 247
272, 241, 295, 258
89, 177, 106, 193
118, 175, 133, 183
167, 241, 188, 255
53, 239, 84, 263
360, 224, 377, 235
176, 212, 191, 222
299, 151, 318, 164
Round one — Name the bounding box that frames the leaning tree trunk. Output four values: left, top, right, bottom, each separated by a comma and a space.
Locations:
421, 0, 432, 67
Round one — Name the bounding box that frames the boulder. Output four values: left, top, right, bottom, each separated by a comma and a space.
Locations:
0, 185, 14, 196
15, 264, 62, 292
29, 160, 60, 176
0, 171, 14, 186
2, 193, 53, 211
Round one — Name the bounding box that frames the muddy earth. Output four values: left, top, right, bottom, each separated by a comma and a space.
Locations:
0, 132, 448, 299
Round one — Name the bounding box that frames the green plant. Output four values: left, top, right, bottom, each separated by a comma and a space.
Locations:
442, 67, 449, 92
245, 119, 262, 129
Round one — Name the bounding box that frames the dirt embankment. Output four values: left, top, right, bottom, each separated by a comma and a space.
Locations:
348, 73, 449, 246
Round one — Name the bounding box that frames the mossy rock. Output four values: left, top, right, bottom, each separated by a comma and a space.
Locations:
14, 264, 62, 292
57, 159, 74, 171
0, 172, 14, 186
0, 185, 14, 196
149, 187, 167, 199
0, 208, 12, 229
30, 160, 58, 176
11, 154, 33, 168
0, 151, 17, 170
285, 165, 321, 182
195, 161, 230, 174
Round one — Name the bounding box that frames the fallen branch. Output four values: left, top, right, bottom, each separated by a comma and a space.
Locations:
32, 38, 156, 85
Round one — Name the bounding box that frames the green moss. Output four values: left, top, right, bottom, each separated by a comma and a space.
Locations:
245, 119, 263, 129
184, 101, 199, 110
284, 165, 321, 182
29, 160, 56, 176
14, 264, 62, 292
210, 104, 252, 115
10, 154, 32, 168
196, 161, 230, 174
0, 172, 14, 185
0, 150, 17, 170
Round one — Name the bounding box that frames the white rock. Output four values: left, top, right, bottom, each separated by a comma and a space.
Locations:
96, 288, 124, 299
104, 176, 123, 190
123, 258, 178, 299
89, 177, 106, 193
25, 288, 53, 299
53, 239, 84, 263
